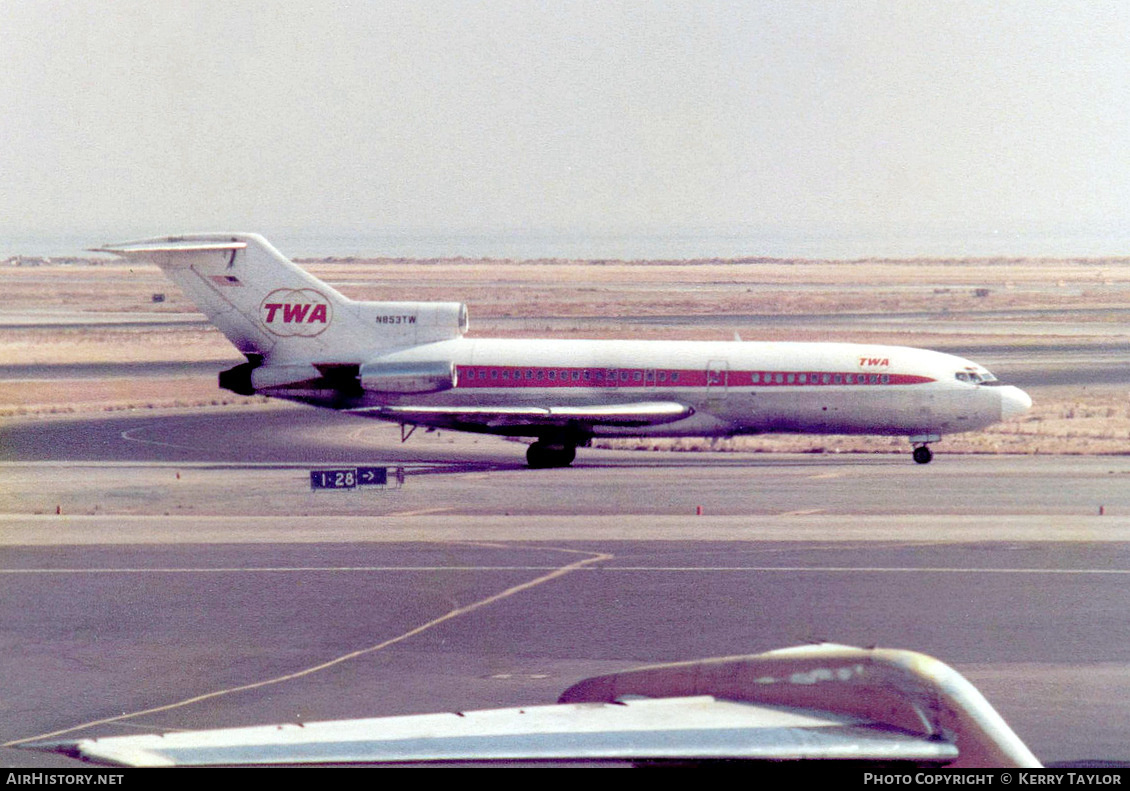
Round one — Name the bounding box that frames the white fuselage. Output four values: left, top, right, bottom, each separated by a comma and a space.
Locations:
99, 233, 1031, 462
283, 337, 1028, 439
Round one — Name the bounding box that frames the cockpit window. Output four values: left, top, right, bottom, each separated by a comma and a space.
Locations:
956, 370, 1003, 385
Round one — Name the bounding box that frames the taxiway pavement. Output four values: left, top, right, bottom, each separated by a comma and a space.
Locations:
2, 408, 1129, 768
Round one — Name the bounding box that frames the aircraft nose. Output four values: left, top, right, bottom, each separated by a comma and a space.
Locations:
999, 385, 1033, 419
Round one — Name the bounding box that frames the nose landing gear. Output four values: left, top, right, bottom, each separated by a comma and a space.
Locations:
909, 434, 940, 465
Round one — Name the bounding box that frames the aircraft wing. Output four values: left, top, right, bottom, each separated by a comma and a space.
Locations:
347, 401, 695, 430
32, 644, 1041, 768
41, 696, 957, 767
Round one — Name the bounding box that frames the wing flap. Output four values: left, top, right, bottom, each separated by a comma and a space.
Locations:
348, 401, 694, 429
41, 696, 957, 767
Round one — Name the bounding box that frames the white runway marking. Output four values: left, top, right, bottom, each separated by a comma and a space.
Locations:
3, 545, 613, 748
120, 426, 210, 452
387, 507, 456, 517
603, 566, 1130, 575
2, 565, 1127, 575
0, 566, 567, 573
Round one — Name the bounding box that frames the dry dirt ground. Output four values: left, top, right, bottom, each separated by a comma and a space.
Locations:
2, 255, 1129, 456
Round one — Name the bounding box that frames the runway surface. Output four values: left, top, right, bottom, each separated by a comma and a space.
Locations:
2, 407, 1130, 768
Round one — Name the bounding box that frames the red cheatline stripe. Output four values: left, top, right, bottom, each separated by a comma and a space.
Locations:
453, 365, 934, 388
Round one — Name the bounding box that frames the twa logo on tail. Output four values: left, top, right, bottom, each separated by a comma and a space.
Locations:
259, 288, 332, 337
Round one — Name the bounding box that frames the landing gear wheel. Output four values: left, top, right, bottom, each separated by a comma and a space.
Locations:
555, 445, 576, 467
912, 445, 934, 465
526, 442, 577, 469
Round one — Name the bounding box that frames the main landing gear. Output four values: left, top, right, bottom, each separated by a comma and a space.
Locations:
526, 441, 577, 469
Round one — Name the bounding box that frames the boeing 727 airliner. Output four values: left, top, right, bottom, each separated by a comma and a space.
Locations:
98, 234, 1032, 467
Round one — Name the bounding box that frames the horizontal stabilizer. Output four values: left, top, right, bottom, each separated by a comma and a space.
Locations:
93, 239, 248, 255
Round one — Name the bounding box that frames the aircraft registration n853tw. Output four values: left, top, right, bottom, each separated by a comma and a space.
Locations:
97, 234, 1032, 468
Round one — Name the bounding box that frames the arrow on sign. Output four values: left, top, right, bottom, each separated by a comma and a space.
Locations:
357, 466, 388, 486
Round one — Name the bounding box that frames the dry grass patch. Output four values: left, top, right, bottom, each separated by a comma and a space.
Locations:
0, 327, 236, 365
596, 386, 1130, 458
10, 257, 1130, 320
0, 377, 264, 417
6, 256, 1130, 456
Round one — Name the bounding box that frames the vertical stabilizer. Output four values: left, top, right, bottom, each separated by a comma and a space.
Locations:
97, 234, 466, 366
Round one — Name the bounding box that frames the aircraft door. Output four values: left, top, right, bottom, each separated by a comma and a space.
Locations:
706, 360, 729, 403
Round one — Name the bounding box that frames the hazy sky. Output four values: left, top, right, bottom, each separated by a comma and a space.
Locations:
3, 1, 1130, 256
